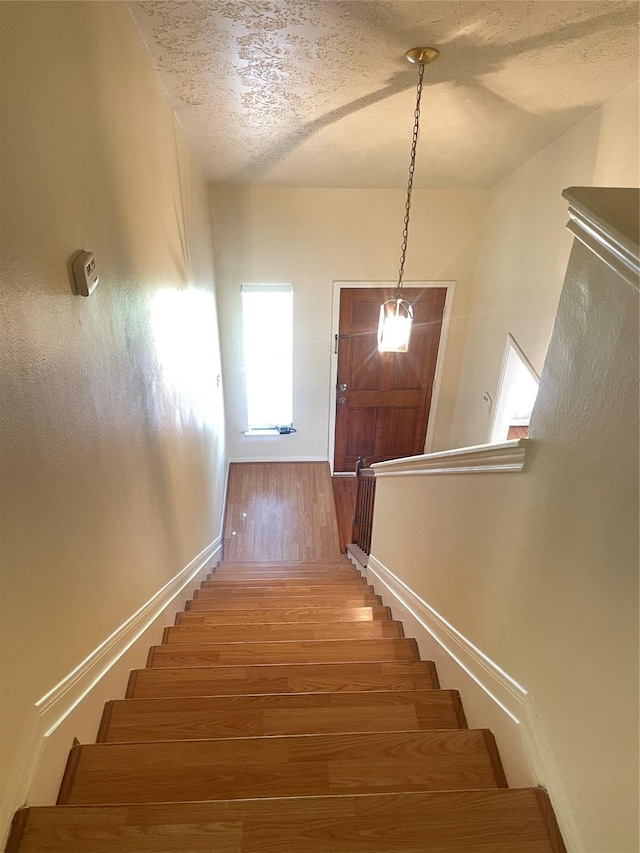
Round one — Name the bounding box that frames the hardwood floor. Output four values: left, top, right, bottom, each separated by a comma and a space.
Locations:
223, 463, 341, 561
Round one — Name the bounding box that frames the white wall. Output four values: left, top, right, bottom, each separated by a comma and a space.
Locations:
210, 187, 489, 461
369, 191, 639, 851
450, 81, 639, 448
0, 1, 227, 839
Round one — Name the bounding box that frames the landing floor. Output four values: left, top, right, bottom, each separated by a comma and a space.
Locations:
223, 462, 342, 561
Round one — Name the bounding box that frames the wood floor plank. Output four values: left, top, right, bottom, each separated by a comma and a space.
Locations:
162, 621, 403, 644
98, 690, 465, 742
127, 661, 440, 698
175, 606, 392, 625
59, 730, 503, 805
147, 638, 420, 668
185, 595, 383, 611
8, 789, 567, 853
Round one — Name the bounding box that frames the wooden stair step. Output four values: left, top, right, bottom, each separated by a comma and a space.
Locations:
162, 621, 403, 644
175, 605, 392, 625
147, 638, 419, 668
210, 566, 361, 577
193, 584, 375, 598
218, 560, 353, 568
98, 690, 466, 742
198, 581, 369, 592
186, 594, 382, 611
127, 660, 440, 698
200, 574, 367, 589
216, 564, 348, 569
8, 789, 566, 853
58, 730, 506, 805
208, 571, 362, 581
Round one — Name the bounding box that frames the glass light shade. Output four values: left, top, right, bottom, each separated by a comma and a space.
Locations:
377, 297, 413, 352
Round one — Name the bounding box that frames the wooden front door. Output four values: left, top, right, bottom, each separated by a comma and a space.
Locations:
334, 287, 447, 473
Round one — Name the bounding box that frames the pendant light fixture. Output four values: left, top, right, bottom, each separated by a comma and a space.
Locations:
377, 46, 439, 353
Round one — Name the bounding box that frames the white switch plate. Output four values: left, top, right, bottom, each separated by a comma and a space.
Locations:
72, 251, 99, 297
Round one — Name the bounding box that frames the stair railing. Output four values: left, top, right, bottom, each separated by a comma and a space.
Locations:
351, 459, 376, 555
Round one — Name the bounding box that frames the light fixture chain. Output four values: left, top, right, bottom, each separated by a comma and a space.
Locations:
397, 60, 425, 293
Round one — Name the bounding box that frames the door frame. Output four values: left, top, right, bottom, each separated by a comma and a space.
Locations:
328, 280, 456, 475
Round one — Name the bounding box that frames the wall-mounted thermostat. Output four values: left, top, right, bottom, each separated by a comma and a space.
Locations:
72, 251, 99, 297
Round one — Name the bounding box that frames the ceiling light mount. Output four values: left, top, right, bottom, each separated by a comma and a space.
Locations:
405, 47, 439, 65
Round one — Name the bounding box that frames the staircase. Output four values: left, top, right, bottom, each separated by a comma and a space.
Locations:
7, 558, 565, 851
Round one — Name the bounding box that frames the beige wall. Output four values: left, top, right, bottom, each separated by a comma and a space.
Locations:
0, 0, 226, 833
211, 187, 489, 461
450, 81, 639, 448
370, 197, 639, 850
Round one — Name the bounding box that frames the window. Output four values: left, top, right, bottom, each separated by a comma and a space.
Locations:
490, 335, 539, 443
242, 284, 293, 432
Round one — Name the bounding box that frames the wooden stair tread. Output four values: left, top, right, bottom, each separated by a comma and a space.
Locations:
186, 595, 382, 611
163, 621, 403, 643
147, 638, 419, 667
201, 576, 366, 587
98, 690, 467, 742
218, 564, 348, 569
193, 584, 375, 598
218, 560, 353, 567
8, 789, 565, 853
175, 605, 392, 625
127, 660, 440, 698
59, 730, 506, 805
208, 572, 362, 581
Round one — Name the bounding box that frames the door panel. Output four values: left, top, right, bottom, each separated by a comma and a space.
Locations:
387, 408, 419, 456
334, 287, 446, 473
345, 408, 376, 458
350, 334, 381, 390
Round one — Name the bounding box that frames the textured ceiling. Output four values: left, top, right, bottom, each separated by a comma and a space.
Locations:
129, 1, 639, 187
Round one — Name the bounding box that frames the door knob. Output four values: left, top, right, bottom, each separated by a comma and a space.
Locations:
338, 397, 347, 405
338, 383, 348, 392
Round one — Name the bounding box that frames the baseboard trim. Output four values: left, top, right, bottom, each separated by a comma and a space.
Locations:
1, 536, 221, 847
348, 548, 581, 852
